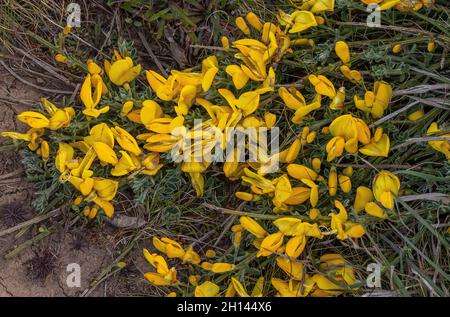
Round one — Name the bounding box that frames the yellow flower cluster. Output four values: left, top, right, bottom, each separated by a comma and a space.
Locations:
143, 237, 235, 289
1, 3, 446, 297
361, 0, 434, 11
143, 234, 358, 297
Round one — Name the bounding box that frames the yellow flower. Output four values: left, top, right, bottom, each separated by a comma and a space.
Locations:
427, 40, 436, 52
153, 237, 185, 259
205, 249, 216, 258
335, 41, 350, 65
279, 87, 306, 110
241, 168, 275, 194
264, 112, 277, 128
230, 278, 250, 297
273, 217, 302, 235
195, 281, 220, 297
284, 187, 311, 205
426, 122, 450, 160
140, 153, 163, 176
55, 143, 74, 173
92, 141, 118, 165
221, 36, 230, 50
353, 186, 374, 212
271, 278, 313, 297
392, 44, 402, 54
231, 224, 243, 248
143, 249, 178, 286
257, 232, 284, 257
338, 175, 351, 193
84, 123, 115, 148
201, 55, 219, 92
310, 253, 358, 296
276, 257, 304, 280
107, 56, 141, 87
309, 75, 336, 98
111, 151, 139, 176
378, 0, 402, 11
235, 17, 250, 35
330, 87, 345, 110
326, 114, 370, 161
63, 25, 71, 35
288, 11, 318, 33
273, 174, 292, 204
93, 178, 119, 201
311, 158, 321, 172
343, 166, 353, 177
226, 65, 250, 90
182, 245, 201, 265
111, 126, 142, 156
285, 235, 306, 258
354, 81, 392, 118
121, 101, 134, 117
246, 12, 263, 30
279, 139, 301, 163
326, 136, 345, 161
287, 164, 319, 181
407, 109, 424, 121
340, 65, 362, 83
372, 170, 400, 209
87, 59, 103, 75
80, 74, 109, 118
202, 262, 235, 273
301, 0, 335, 13
38, 140, 50, 160
240, 216, 267, 238
142, 133, 179, 153
328, 166, 338, 196
17, 111, 49, 129
54, 54, 67, 63
301, 178, 319, 207
359, 127, 390, 157
365, 202, 387, 218
291, 95, 322, 124
329, 200, 365, 240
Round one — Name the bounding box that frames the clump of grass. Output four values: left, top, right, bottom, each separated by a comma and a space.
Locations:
24, 248, 57, 282
1, 201, 27, 227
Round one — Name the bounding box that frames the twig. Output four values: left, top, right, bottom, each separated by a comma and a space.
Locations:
370, 101, 420, 128
138, 32, 168, 77
0, 169, 23, 180
213, 202, 245, 247
190, 44, 235, 52
0, 60, 74, 95
393, 84, 450, 96
331, 163, 426, 171
204, 203, 315, 221
0, 208, 61, 238
398, 193, 450, 203
391, 136, 450, 151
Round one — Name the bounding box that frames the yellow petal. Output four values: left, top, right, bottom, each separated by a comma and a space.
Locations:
257, 232, 284, 257
195, 281, 220, 297
285, 235, 306, 258
353, 186, 373, 212
365, 202, 387, 218
17, 111, 49, 129
335, 41, 350, 65
287, 164, 318, 181
240, 216, 267, 238
92, 142, 118, 165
